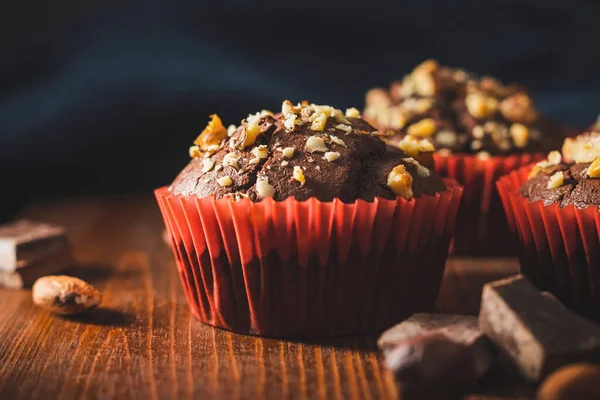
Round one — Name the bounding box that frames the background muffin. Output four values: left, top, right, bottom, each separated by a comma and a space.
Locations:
157, 101, 463, 337
364, 60, 563, 255
498, 134, 600, 320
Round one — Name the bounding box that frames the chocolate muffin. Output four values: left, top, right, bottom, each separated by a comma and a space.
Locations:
364, 59, 561, 255
171, 102, 446, 203
521, 143, 600, 209
364, 59, 550, 155
498, 132, 600, 320
156, 101, 463, 337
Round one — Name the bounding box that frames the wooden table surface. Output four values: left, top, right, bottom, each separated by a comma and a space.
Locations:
0, 195, 537, 400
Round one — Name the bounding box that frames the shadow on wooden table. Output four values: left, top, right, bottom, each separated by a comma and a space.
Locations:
64, 307, 134, 327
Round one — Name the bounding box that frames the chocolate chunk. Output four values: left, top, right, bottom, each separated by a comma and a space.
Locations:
0, 246, 72, 289
382, 333, 486, 399
378, 313, 496, 398
0, 220, 67, 271
479, 275, 600, 381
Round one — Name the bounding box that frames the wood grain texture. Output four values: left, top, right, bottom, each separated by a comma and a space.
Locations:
0, 195, 535, 399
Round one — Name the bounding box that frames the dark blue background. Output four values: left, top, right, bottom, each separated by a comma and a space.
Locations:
1, 0, 599, 217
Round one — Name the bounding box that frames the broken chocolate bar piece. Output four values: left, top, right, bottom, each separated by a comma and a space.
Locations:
378, 313, 496, 398
383, 333, 485, 399
479, 275, 600, 382
0, 246, 72, 289
0, 220, 67, 271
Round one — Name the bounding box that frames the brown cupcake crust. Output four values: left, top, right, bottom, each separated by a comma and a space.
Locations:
170, 102, 447, 203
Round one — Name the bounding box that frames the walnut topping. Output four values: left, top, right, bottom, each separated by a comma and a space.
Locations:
222, 152, 240, 170
256, 179, 275, 198
281, 160, 289, 166
281, 147, 294, 159
530, 151, 562, 178
329, 135, 347, 147
547, 171, 564, 189
477, 151, 491, 160
324, 151, 341, 162
407, 118, 436, 137
194, 114, 228, 152
587, 158, 600, 178
310, 113, 328, 131
335, 124, 352, 134
472, 125, 485, 139
411, 59, 438, 97
573, 141, 600, 164
217, 176, 233, 187
436, 130, 457, 148
189, 145, 201, 159
465, 92, 498, 119
293, 166, 305, 185
403, 157, 431, 177
510, 123, 529, 148
201, 158, 215, 173
284, 114, 298, 131
251, 145, 269, 160
387, 165, 414, 200
499, 92, 538, 124
365, 88, 391, 106
397, 135, 435, 158
215, 164, 223, 172
239, 113, 264, 148
306, 136, 329, 153
345, 107, 361, 118
227, 124, 237, 137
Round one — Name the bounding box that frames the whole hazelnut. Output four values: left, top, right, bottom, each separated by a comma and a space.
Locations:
537, 363, 600, 400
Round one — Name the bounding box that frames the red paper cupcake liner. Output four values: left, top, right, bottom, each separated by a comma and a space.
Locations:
435, 153, 545, 255
155, 179, 463, 338
498, 166, 600, 320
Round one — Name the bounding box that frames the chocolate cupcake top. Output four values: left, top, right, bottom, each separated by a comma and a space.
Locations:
520, 133, 600, 209
170, 101, 447, 203
364, 59, 549, 156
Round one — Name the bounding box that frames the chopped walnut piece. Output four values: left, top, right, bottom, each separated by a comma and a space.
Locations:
335, 124, 352, 134
510, 123, 529, 148
499, 92, 538, 124
324, 152, 341, 162
329, 135, 347, 147
282, 147, 295, 158
251, 145, 269, 160
227, 124, 237, 137
201, 158, 215, 173
217, 176, 233, 187
465, 92, 498, 119
397, 135, 435, 158
256, 179, 275, 198
365, 88, 391, 106
387, 165, 414, 200
310, 113, 328, 131
306, 136, 329, 153
407, 118, 436, 138
222, 152, 240, 170
436, 130, 457, 148
587, 158, 600, 178
189, 145, 201, 159
293, 166, 305, 185
573, 141, 600, 164
412, 59, 438, 97
345, 107, 361, 118
239, 113, 264, 148
547, 171, 564, 189
284, 114, 298, 131
194, 114, 228, 152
